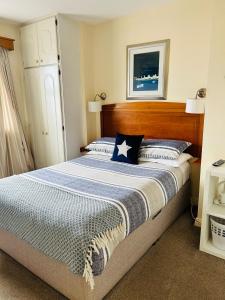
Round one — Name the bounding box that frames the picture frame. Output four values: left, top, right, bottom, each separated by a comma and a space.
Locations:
127, 39, 170, 100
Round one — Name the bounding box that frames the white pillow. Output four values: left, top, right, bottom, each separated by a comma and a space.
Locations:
85, 137, 115, 155
139, 139, 192, 160
139, 153, 193, 167
87, 150, 112, 157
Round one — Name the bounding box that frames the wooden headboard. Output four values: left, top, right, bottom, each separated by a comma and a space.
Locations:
101, 102, 204, 158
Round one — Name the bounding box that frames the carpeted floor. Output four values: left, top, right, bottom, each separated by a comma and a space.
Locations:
1, 211, 225, 300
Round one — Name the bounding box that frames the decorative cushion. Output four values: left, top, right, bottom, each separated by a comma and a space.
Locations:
111, 133, 144, 164
139, 153, 193, 167
85, 137, 115, 155
139, 139, 192, 160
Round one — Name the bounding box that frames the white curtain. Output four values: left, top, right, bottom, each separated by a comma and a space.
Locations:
0, 47, 34, 178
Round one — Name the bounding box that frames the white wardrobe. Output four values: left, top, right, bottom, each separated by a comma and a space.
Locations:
21, 15, 83, 169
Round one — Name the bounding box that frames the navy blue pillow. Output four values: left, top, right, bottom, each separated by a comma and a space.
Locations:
111, 133, 144, 164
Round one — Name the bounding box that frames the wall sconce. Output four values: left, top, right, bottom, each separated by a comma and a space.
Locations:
185, 88, 206, 114
88, 92, 107, 112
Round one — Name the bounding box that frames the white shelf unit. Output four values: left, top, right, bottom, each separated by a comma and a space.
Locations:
200, 165, 225, 259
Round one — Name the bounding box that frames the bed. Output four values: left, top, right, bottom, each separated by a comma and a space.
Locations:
0, 102, 204, 300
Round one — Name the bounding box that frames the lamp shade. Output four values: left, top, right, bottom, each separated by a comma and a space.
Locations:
88, 101, 102, 112
185, 98, 205, 114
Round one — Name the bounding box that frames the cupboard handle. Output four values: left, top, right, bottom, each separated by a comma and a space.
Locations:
42, 131, 44, 135
40, 59, 43, 63
36, 59, 39, 63
45, 132, 48, 135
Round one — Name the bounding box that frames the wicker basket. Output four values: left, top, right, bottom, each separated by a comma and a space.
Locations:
211, 216, 225, 250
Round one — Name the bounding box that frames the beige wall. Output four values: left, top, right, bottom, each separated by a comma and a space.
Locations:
80, 24, 97, 144
82, 0, 213, 141
0, 20, 27, 131
197, 0, 225, 220
82, 0, 225, 219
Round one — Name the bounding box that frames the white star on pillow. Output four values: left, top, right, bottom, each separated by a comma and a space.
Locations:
117, 140, 132, 157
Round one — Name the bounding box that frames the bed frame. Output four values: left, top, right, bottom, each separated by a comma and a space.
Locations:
0, 102, 204, 300
0, 182, 190, 300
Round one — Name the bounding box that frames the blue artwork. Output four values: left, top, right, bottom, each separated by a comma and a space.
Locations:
127, 40, 169, 99
133, 51, 159, 91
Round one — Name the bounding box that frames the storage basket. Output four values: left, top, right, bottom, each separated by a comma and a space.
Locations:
211, 216, 225, 250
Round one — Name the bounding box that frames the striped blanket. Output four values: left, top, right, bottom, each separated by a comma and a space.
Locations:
0, 154, 189, 288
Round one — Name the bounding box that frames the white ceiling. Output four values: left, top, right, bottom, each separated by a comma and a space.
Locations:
0, 0, 171, 24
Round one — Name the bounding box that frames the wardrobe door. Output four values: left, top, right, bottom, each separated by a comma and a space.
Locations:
37, 17, 58, 66
21, 24, 39, 68
24, 68, 46, 168
39, 65, 65, 166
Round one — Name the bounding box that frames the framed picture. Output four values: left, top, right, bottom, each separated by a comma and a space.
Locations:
127, 39, 170, 100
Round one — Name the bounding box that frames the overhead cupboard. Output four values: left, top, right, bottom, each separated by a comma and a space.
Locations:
20, 17, 58, 68
21, 15, 83, 169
